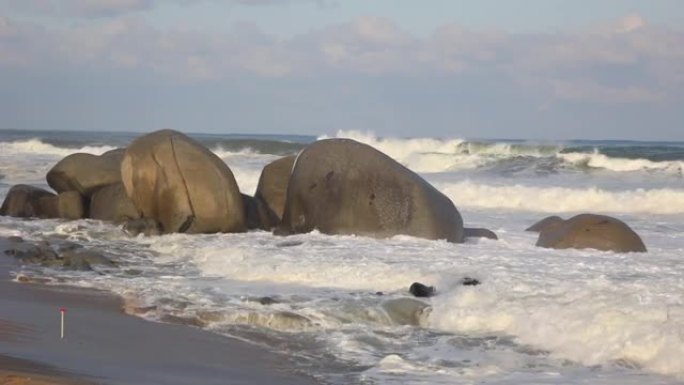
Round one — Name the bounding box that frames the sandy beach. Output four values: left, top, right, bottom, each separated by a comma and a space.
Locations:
0, 239, 319, 385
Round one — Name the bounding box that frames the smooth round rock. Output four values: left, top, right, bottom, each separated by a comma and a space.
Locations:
276, 139, 464, 242
536, 213, 647, 253
46, 149, 125, 196
89, 183, 140, 223
0, 184, 58, 218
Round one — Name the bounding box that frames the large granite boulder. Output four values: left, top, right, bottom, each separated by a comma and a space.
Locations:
46, 149, 125, 196
276, 139, 464, 242
121, 129, 246, 234
535, 213, 647, 253
89, 183, 140, 223
254, 155, 296, 228
0, 185, 58, 218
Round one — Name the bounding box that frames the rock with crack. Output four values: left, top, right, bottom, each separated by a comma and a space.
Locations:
121, 129, 246, 234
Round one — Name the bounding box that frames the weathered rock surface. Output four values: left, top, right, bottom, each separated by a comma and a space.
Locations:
121, 129, 245, 234
276, 139, 464, 242
535, 213, 647, 253
90, 183, 140, 223
46, 149, 125, 196
0, 185, 58, 218
57, 191, 85, 220
254, 155, 296, 228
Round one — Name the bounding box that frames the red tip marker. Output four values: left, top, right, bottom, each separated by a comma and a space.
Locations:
59, 308, 66, 339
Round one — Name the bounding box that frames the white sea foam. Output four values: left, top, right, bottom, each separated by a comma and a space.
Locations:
0, 139, 116, 157
438, 180, 684, 214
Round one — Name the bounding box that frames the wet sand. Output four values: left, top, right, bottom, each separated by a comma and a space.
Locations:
0, 238, 319, 385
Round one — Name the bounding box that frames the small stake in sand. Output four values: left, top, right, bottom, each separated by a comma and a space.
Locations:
60, 308, 67, 339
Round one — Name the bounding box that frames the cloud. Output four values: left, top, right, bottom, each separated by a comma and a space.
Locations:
2, 0, 327, 18
0, 12, 682, 105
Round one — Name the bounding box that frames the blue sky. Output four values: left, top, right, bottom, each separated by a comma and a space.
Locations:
0, 0, 682, 140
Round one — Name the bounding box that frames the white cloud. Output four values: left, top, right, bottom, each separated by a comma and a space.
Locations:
0, 12, 682, 104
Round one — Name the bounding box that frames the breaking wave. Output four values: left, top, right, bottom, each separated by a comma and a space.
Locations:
325, 131, 684, 176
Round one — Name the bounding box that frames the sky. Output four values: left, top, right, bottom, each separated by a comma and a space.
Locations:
0, 0, 682, 140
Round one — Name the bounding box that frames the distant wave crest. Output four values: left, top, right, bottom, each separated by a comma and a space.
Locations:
324, 130, 684, 176
0, 138, 116, 156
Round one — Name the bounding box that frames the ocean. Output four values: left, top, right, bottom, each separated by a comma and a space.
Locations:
1, 128, 683, 384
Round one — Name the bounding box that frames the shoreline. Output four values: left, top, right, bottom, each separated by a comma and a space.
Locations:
0, 238, 320, 385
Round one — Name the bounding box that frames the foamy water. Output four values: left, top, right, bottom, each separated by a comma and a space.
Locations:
1, 129, 683, 384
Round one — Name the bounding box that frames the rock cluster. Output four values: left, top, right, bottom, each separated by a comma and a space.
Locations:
1, 129, 646, 254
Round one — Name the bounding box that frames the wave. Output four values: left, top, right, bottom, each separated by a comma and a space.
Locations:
0, 139, 116, 157
324, 130, 684, 176
439, 181, 684, 214
559, 151, 684, 174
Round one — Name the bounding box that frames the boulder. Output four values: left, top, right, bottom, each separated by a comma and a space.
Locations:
463, 227, 498, 240
526, 215, 564, 232
254, 155, 296, 228
121, 129, 246, 234
276, 139, 464, 242
90, 183, 140, 223
0, 185, 58, 218
46, 149, 125, 196
57, 191, 85, 220
536, 213, 647, 253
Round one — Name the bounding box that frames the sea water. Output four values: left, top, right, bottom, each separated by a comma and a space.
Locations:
1, 128, 683, 384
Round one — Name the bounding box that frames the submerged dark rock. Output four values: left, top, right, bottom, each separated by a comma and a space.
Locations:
409, 282, 436, 298
461, 277, 481, 286
463, 228, 498, 240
